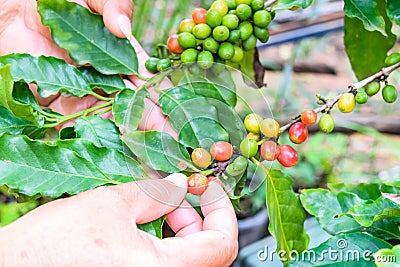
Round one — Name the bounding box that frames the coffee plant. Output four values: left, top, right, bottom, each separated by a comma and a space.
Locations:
0, 0, 399, 266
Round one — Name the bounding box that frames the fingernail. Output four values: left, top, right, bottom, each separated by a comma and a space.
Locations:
164, 173, 188, 189
118, 15, 132, 39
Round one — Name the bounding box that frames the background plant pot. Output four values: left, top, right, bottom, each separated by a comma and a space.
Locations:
238, 206, 269, 248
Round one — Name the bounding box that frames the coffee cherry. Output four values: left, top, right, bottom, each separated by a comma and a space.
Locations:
254, 26, 270, 43
167, 34, 185, 54
157, 59, 171, 71
235, 0, 252, 5
260, 118, 280, 138
179, 19, 195, 33
355, 88, 368, 104
247, 132, 261, 141
228, 29, 241, 43
385, 52, 400, 66
181, 48, 198, 63
236, 4, 252, 20
225, 0, 237, 10
178, 32, 196, 48
206, 8, 223, 28
210, 141, 233, 161
145, 57, 160, 73
192, 8, 207, 24
382, 84, 398, 103
251, 0, 264, 11
238, 21, 253, 40
242, 34, 257, 50
244, 113, 262, 133
231, 45, 244, 63
253, 10, 271, 27
198, 51, 214, 69
300, 110, 317, 125
289, 122, 308, 144
222, 14, 239, 30
278, 144, 298, 167
318, 114, 334, 133
338, 93, 356, 113
211, 0, 229, 16
226, 156, 248, 176
187, 173, 208, 195
365, 81, 380, 96
260, 140, 280, 161
218, 42, 235, 60
240, 137, 258, 158
192, 23, 212, 39
213, 25, 230, 41
191, 148, 212, 168
204, 37, 219, 53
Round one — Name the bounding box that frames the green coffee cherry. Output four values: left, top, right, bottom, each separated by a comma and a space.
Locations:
197, 51, 214, 69
382, 84, 398, 103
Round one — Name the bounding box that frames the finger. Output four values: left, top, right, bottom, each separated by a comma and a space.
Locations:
106, 173, 188, 224
159, 183, 239, 267
166, 200, 203, 237
82, 0, 134, 38
139, 98, 178, 138
122, 79, 177, 138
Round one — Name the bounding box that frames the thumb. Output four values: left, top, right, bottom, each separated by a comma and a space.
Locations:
84, 0, 134, 38
109, 173, 188, 224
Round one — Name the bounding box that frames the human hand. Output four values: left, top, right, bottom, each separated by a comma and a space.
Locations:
0, 0, 175, 134
0, 174, 238, 266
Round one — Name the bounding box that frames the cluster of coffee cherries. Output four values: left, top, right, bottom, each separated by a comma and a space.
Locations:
145, 0, 272, 73
186, 110, 320, 195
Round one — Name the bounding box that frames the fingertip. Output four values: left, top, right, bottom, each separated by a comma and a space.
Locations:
102, 1, 133, 38
163, 173, 188, 191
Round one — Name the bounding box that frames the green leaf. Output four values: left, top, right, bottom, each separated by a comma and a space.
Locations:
300, 189, 364, 234
59, 126, 76, 139
158, 87, 229, 149
79, 67, 125, 94
344, 0, 386, 35
328, 182, 382, 200
0, 65, 37, 123
74, 115, 123, 151
387, 0, 400, 26
272, 0, 313, 11
37, 0, 138, 75
54, 139, 146, 181
137, 216, 166, 239
113, 89, 148, 130
0, 54, 91, 98
12, 82, 40, 108
206, 98, 246, 147
288, 233, 392, 266
0, 135, 142, 198
123, 131, 196, 173
264, 169, 309, 265
0, 106, 37, 135
375, 244, 400, 267
300, 189, 400, 240
239, 49, 255, 82
344, 0, 396, 79
185, 80, 237, 107
341, 197, 400, 227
